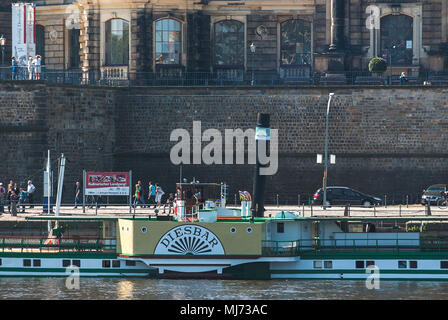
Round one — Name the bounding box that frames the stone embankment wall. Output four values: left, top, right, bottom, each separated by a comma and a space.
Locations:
0, 82, 447, 204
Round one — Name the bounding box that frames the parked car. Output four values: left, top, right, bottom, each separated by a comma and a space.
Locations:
312, 186, 382, 207
421, 184, 446, 205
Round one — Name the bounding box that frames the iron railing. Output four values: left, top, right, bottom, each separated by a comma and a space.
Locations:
261, 237, 448, 257
0, 235, 116, 253
2, 66, 448, 87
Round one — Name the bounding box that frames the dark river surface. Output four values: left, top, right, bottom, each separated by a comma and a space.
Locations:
1, 278, 448, 300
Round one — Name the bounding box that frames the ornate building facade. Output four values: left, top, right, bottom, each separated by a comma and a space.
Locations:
5, 0, 448, 79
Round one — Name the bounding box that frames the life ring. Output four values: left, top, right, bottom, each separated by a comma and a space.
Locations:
44, 235, 59, 245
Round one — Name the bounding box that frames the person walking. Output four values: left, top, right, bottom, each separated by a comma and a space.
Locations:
0, 182, 5, 213
133, 183, 143, 208
27, 180, 36, 209
154, 183, 165, 210
148, 181, 156, 208
400, 72, 408, 85
11, 57, 17, 80
74, 181, 81, 209
137, 180, 146, 208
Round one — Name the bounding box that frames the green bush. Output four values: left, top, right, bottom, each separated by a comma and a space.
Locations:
368, 57, 388, 75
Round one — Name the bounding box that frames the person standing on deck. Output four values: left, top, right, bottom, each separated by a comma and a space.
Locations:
74, 181, 81, 209
148, 181, 156, 208
27, 180, 36, 208
0, 183, 5, 213
154, 183, 165, 210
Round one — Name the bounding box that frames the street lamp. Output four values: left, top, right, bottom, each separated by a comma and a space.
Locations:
389, 45, 396, 85
250, 42, 256, 86
0, 35, 5, 80
322, 93, 335, 209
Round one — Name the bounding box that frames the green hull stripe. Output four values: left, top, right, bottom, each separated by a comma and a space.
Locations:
0, 267, 150, 273
300, 251, 448, 260
0, 252, 117, 259
271, 269, 448, 274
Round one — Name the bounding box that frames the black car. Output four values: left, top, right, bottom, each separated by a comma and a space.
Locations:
312, 186, 382, 207
421, 184, 446, 205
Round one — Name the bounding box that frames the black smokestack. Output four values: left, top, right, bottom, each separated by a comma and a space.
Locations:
251, 113, 270, 218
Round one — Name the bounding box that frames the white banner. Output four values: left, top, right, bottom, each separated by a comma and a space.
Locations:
12, 3, 35, 66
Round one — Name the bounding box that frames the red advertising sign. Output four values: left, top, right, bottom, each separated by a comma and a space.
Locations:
85, 172, 130, 196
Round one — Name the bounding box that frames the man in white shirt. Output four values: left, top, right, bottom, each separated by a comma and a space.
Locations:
35, 55, 42, 80
27, 180, 36, 208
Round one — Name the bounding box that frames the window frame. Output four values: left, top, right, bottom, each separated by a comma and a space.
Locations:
213, 19, 245, 68
279, 19, 312, 67
154, 17, 183, 67
104, 18, 130, 66
380, 14, 414, 66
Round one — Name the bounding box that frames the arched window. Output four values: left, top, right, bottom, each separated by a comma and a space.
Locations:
381, 14, 413, 65
280, 20, 311, 65
214, 20, 244, 66
105, 19, 129, 66
155, 18, 182, 65
36, 25, 45, 65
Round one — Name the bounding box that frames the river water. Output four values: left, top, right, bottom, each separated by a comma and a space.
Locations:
1, 278, 448, 300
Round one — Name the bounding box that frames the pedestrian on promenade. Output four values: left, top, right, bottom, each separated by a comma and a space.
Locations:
11, 57, 17, 80
133, 183, 143, 208
138, 180, 146, 208
27, 180, 36, 208
18, 188, 27, 213
164, 193, 175, 214
148, 181, 156, 208
27, 56, 34, 80
35, 55, 42, 80
10, 190, 18, 216
74, 181, 81, 209
155, 183, 165, 210
0, 182, 5, 213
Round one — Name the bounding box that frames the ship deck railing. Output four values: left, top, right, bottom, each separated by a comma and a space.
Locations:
262, 238, 448, 256
0, 235, 116, 253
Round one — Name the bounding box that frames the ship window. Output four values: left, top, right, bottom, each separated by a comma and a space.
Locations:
313, 261, 322, 269
0, 259, 2, 266
112, 260, 120, 268
277, 223, 285, 233
62, 259, 70, 267
440, 261, 448, 269
72, 260, 81, 267
366, 261, 375, 267
23, 259, 31, 267
33, 259, 41, 267
324, 261, 333, 269
398, 261, 407, 269
102, 260, 111, 268
355, 261, 364, 269
125, 260, 136, 267
410, 261, 418, 269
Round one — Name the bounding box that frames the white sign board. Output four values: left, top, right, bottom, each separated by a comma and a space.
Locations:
12, 3, 36, 66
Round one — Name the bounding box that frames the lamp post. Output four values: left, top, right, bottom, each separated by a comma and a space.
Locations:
0, 35, 5, 80
322, 93, 335, 209
250, 42, 256, 86
389, 45, 396, 85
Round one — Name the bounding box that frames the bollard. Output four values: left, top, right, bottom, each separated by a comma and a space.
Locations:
426, 202, 431, 216
234, 194, 237, 206
374, 203, 376, 217
406, 195, 409, 208
277, 194, 279, 208
298, 194, 300, 207
384, 195, 387, 208
95, 202, 98, 216
302, 204, 305, 217
399, 205, 401, 217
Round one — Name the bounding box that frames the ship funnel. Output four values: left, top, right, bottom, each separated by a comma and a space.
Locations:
251, 113, 270, 218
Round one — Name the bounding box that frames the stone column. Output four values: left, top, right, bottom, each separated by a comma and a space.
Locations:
329, 0, 345, 52
79, 6, 100, 80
